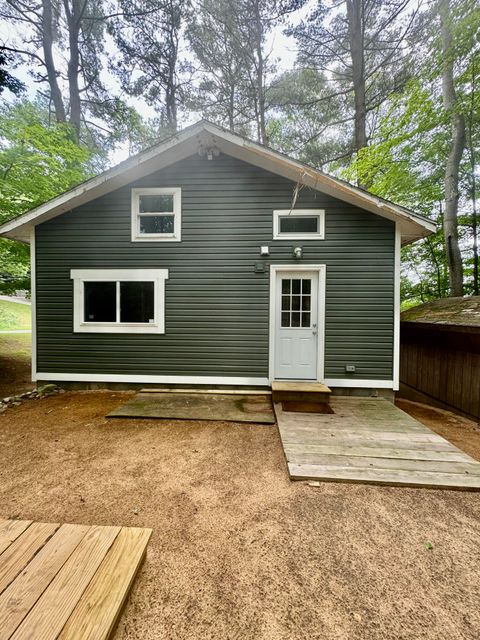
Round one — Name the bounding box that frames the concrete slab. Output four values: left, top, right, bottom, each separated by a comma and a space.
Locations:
108, 392, 276, 424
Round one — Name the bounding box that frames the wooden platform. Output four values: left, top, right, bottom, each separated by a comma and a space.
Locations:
0, 519, 152, 639
272, 381, 331, 404
274, 397, 480, 490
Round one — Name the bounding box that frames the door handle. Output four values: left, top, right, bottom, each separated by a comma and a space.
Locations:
312, 329, 317, 335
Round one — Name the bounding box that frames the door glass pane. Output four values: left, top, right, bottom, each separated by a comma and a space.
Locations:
281, 312, 290, 327
279, 216, 319, 234
120, 281, 155, 323
281, 295, 290, 311
139, 214, 174, 234
139, 194, 174, 213
84, 282, 116, 322
302, 296, 311, 311
302, 279, 311, 294
291, 312, 300, 327
291, 295, 301, 311
301, 312, 311, 327
281, 279, 290, 295
292, 279, 301, 294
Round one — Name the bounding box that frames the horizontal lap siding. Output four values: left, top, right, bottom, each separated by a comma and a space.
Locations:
35, 154, 395, 380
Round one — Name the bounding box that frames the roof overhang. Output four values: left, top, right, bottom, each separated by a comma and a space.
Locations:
0, 120, 436, 244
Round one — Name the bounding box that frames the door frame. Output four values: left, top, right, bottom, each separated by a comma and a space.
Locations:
269, 264, 326, 383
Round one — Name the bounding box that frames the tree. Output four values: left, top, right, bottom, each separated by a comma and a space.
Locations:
288, 0, 421, 165
440, 0, 465, 296
0, 47, 25, 95
0, 101, 93, 282
110, 0, 186, 133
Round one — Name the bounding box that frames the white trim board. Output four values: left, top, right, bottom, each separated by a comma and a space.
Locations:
272, 209, 325, 240
393, 224, 401, 391
269, 264, 326, 384
33, 372, 394, 389
324, 379, 395, 389
34, 373, 270, 386
30, 228, 36, 382
131, 187, 182, 242
0, 121, 435, 244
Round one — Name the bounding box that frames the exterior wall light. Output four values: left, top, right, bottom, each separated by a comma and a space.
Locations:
293, 246, 303, 259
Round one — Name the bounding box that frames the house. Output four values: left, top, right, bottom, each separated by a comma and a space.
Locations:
400, 297, 480, 419
0, 121, 435, 394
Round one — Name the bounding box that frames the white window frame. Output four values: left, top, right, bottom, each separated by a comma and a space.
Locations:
273, 209, 325, 240
71, 268, 168, 334
131, 187, 181, 242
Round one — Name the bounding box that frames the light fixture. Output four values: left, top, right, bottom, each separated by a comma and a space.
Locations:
260, 245, 269, 256
293, 246, 303, 259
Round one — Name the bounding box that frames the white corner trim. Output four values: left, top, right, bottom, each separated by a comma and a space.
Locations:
131, 187, 181, 242
324, 379, 395, 389
273, 209, 325, 240
269, 264, 326, 383
393, 224, 401, 391
70, 268, 168, 334
34, 373, 270, 386
30, 228, 36, 382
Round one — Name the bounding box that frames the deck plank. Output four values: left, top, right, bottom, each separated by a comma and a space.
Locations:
0, 524, 89, 639
283, 443, 474, 463
11, 525, 121, 640
289, 464, 480, 489
275, 397, 480, 489
59, 527, 152, 640
0, 522, 32, 557
0, 523, 59, 596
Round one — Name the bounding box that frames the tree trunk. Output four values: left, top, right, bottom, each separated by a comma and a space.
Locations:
252, 0, 267, 144
63, 0, 83, 141
346, 0, 367, 154
42, 0, 67, 123
440, 0, 465, 297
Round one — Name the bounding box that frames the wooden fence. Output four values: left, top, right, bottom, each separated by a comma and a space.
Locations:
400, 322, 480, 421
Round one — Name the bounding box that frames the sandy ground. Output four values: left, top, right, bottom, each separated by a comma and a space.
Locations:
396, 399, 480, 460
1, 391, 480, 640
0, 333, 33, 398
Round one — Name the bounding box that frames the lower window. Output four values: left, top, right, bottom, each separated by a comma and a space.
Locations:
71, 269, 168, 333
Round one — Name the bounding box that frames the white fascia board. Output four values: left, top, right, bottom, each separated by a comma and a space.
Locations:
324, 378, 394, 389
1, 120, 435, 244
202, 124, 436, 242
0, 126, 203, 243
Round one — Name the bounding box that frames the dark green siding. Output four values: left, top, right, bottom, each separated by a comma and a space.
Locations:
35, 153, 395, 381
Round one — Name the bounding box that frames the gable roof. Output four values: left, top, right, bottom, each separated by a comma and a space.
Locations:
0, 120, 435, 244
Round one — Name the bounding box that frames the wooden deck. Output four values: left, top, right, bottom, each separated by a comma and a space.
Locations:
274, 397, 480, 489
0, 519, 152, 640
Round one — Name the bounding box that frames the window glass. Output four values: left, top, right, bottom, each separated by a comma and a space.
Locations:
139, 194, 174, 213
279, 216, 319, 234
279, 278, 313, 328
120, 281, 155, 323
84, 282, 116, 322
139, 214, 175, 235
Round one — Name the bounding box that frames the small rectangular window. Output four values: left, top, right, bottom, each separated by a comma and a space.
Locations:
132, 188, 181, 242
71, 269, 168, 334
273, 209, 325, 240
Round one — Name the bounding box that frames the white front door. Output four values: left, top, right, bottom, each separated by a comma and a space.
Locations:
274, 271, 318, 380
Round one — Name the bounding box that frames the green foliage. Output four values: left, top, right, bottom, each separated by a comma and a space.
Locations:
0, 101, 94, 280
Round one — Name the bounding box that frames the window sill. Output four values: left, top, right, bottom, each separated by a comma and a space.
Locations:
131, 234, 181, 243
73, 323, 164, 334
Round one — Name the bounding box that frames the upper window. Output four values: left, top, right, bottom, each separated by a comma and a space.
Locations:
131, 188, 181, 242
71, 269, 168, 333
273, 209, 325, 240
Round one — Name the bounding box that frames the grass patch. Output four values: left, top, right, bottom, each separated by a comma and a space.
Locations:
0, 299, 31, 331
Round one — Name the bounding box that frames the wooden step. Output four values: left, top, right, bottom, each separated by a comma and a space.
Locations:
271, 381, 332, 404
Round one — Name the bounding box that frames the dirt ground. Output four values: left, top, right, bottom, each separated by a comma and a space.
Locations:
396, 398, 480, 460
1, 391, 480, 640
0, 333, 33, 398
